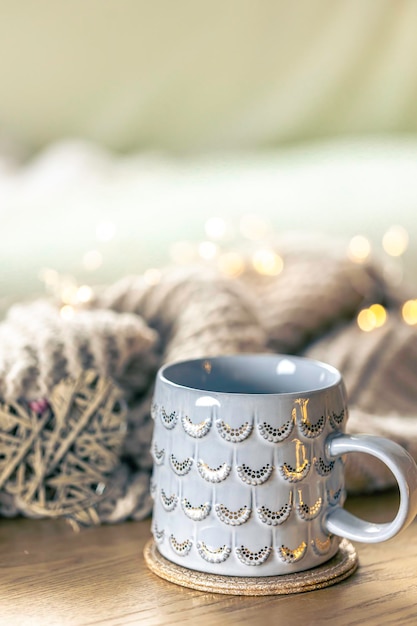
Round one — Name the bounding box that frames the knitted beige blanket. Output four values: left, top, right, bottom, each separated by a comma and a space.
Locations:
1, 243, 416, 524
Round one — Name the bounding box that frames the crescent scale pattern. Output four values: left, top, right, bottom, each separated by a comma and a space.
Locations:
181, 498, 211, 521
169, 534, 192, 556
235, 545, 272, 566
329, 409, 345, 430
299, 414, 326, 438
278, 541, 307, 564
311, 535, 333, 556
161, 538, 337, 564
257, 492, 293, 526
181, 414, 212, 438
160, 407, 178, 430
315, 457, 335, 476
257, 418, 294, 443
215, 504, 252, 526
197, 460, 232, 483
169, 453, 193, 476
154, 397, 345, 569
296, 495, 323, 521
279, 459, 311, 483
153, 524, 165, 543
196, 541, 232, 564
152, 443, 165, 465
216, 420, 253, 443
237, 463, 274, 485
327, 487, 343, 506
160, 489, 178, 511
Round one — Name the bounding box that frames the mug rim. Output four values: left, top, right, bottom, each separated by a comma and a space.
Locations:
158, 353, 342, 398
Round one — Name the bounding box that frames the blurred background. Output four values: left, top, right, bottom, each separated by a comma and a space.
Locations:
1, 0, 417, 313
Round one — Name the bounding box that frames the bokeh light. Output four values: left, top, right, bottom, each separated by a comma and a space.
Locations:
60, 304, 75, 320
348, 235, 371, 263
252, 249, 283, 276
60, 281, 78, 305
217, 251, 245, 277
357, 304, 387, 331
382, 225, 409, 257
76, 285, 93, 303
205, 217, 227, 241
402, 300, 417, 325
357, 308, 376, 332
368, 303, 387, 327
198, 241, 218, 261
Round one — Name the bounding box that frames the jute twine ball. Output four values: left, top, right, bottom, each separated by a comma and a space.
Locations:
0, 302, 158, 525
0, 371, 125, 525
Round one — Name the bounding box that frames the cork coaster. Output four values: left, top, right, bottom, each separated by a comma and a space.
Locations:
143, 538, 358, 596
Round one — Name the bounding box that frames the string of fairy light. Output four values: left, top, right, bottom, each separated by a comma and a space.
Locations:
347, 225, 417, 331
38, 217, 417, 331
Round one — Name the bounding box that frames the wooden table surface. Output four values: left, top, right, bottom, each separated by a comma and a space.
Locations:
1, 491, 416, 626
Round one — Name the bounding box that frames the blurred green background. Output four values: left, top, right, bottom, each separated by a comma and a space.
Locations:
1, 0, 417, 310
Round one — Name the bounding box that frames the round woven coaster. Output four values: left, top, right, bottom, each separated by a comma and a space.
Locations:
143, 538, 358, 596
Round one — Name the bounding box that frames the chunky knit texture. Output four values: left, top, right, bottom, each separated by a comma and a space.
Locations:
0, 243, 415, 522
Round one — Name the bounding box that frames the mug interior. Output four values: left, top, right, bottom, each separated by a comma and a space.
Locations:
161, 354, 341, 395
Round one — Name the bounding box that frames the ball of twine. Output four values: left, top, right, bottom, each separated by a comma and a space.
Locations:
0, 301, 159, 525
0, 370, 126, 525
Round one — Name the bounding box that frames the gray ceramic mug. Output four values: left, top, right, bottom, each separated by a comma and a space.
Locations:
150, 354, 417, 576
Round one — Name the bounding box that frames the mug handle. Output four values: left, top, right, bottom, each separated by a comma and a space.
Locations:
325, 433, 417, 543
